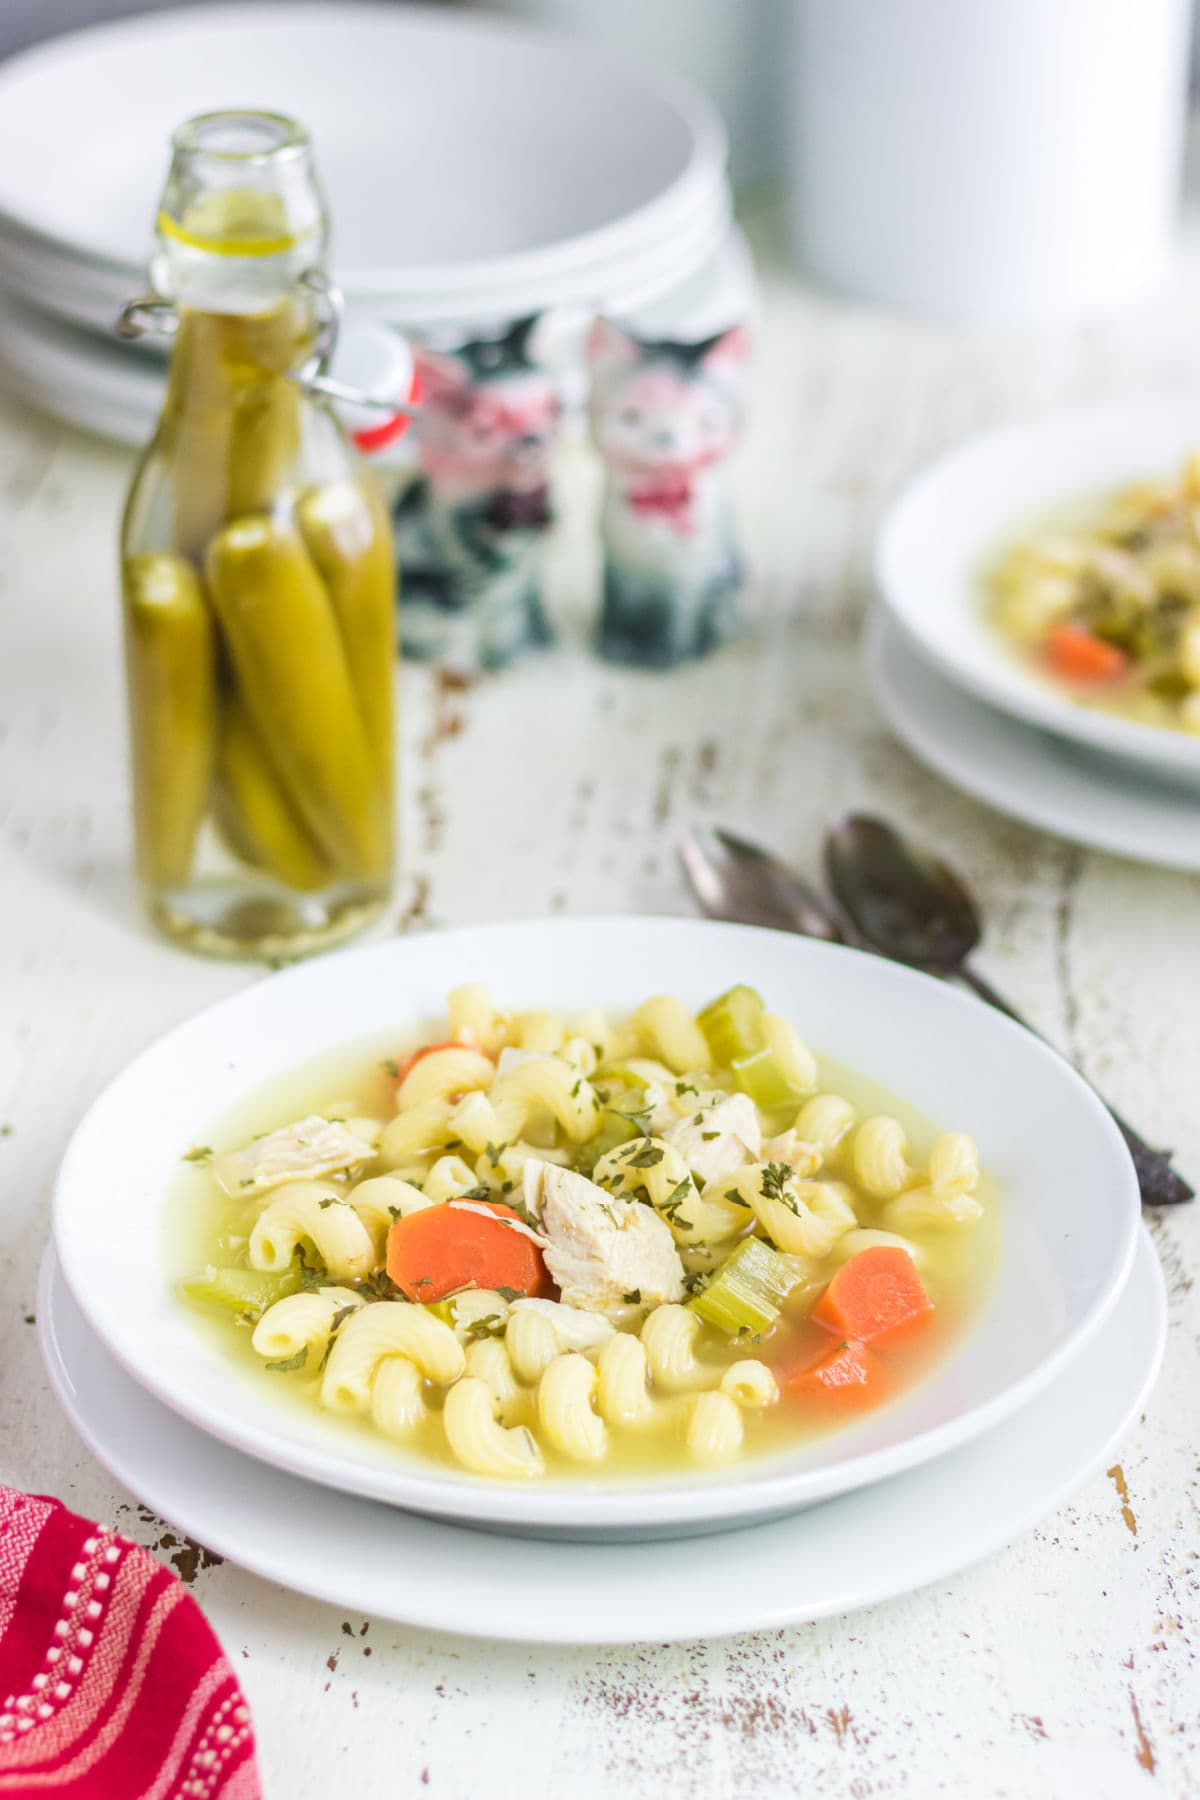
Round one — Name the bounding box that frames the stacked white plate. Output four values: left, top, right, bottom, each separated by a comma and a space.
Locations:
871, 397, 1200, 870
0, 2, 737, 448
42, 918, 1162, 1644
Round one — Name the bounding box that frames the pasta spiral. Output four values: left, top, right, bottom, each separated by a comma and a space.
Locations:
726, 1164, 857, 1257
370, 1357, 425, 1439
249, 1181, 377, 1280
489, 1056, 601, 1142
447, 982, 508, 1053
464, 1337, 522, 1414
686, 1391, 744, 1464
760, 1014, 819, 1095
321, 1303, 464, 1412
595, 1332, 652, 1426
505, 1308, 560, 1385
627, 996, 711, 1075
397, 1047, 495, 1111
641, 1304, 705, 1391
443, 1377, 544, 1478
537, 1352, 607, 1462
851, 1116, 914, 1199
793, 1093, 857, 1159
928, 1131, 981, 1200
719, 1360, 778, 1407
251, 1287, 363, 1364
422, 1154, 482, 1204
379, 1101, 459, 1173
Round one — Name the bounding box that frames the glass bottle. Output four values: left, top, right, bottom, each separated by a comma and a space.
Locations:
119, 111, 395, 958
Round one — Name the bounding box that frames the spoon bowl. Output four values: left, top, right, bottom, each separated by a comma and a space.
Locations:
824, 815, 981, 971
680, 827, 844, 942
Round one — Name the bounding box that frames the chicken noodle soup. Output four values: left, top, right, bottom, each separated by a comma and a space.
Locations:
990, 454, 1200, 733
175, 984, 996, 1480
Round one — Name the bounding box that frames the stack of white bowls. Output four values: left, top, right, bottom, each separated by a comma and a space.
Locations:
0, 1, 740, 450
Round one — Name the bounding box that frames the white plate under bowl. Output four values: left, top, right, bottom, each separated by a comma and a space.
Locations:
866, 611, 1200, 872
52, 918, 1140, 1540
37, 1232, 1166, 1644
875, 397, 1200, 786
0, 3, 725, 297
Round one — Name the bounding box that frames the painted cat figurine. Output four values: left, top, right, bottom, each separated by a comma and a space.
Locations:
394, 315, 558, 672
588, 320, 748, 668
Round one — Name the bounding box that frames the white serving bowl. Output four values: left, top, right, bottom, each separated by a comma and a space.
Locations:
875, 397, 1200, 785
52, 918, 1139, 1540
0, 3, 726, 299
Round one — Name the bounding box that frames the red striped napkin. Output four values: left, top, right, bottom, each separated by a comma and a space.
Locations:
0, 1487, 262, 1798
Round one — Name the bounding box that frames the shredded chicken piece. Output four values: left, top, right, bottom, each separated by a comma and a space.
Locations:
662, 1093, 761, 1186
213, 1115, 376, 1196
523, 1160, 685, 1318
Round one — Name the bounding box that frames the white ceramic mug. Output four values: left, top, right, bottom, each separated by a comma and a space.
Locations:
786, 0, 1192, 324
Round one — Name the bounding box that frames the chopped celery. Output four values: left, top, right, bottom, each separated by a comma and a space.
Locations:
731, 1045, 799, 1111
181, 1265, 302, 1316
688, 1237, 805, 1335
697, 985, 765, 1067
573, 1107, 640, 1174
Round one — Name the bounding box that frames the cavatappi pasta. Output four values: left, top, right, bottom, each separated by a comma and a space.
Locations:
176, 983, 996, 1480
990, 455, 1200, 734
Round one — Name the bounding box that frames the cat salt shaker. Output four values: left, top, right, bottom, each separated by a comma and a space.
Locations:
587, 321, 748, 669
394, 315, 558, 673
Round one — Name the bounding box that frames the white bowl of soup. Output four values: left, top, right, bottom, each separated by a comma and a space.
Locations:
52, 918, 1139, 1540
876, 396, 1200, 786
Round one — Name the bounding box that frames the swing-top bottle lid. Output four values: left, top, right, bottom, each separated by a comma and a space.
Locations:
327, 323, 420, 456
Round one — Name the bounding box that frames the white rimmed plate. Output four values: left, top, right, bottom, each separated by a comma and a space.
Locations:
37, 1232, 1165, 1644
866, 610, 1200, 871
875, 397, 1200, 785
51, 918, 1140, 1539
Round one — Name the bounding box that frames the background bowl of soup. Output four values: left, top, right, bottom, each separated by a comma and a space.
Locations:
875, 395, 1200, 786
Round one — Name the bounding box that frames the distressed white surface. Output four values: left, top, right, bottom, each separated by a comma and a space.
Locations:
1, 203, 1199, 1798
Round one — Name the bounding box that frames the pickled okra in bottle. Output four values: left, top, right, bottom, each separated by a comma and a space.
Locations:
120, 111, 395, 955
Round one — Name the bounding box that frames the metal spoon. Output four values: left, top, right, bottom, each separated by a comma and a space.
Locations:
681, 827, 844, 941
825, 814, 1193, 1206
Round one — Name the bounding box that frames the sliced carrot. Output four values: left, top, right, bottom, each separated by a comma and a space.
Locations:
1045, 624, 1129, 684
390, 1040, 470, 1087
385, 1200, 552, 1303
811, 1247, 933, 1346
784, 1338, 884, 1407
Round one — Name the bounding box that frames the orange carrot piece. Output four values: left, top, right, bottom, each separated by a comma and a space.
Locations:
811, 1247, 933, 1346
785, 1338, 884, 1406
1046, 624, 1129, 684
385, 1200, 552, 1303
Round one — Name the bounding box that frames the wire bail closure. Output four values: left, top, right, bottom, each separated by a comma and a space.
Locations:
114, 269, 421, 418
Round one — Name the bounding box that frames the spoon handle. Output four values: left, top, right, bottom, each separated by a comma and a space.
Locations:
957, 965, 1194, 1207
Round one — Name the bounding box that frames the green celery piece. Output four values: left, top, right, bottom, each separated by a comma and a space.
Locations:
688, 1237, 805, 1335
573, 1107, 641, 1175
181, 1265, 303, 1316
731, 1045, 799, 1111
697, 985, 765, 1067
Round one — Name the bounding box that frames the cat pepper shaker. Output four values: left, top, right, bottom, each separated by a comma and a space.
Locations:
394, 314, 559, 673
587, 320, 748, 669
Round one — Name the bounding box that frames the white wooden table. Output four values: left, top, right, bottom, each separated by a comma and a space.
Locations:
2, 206, 1199, 1797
